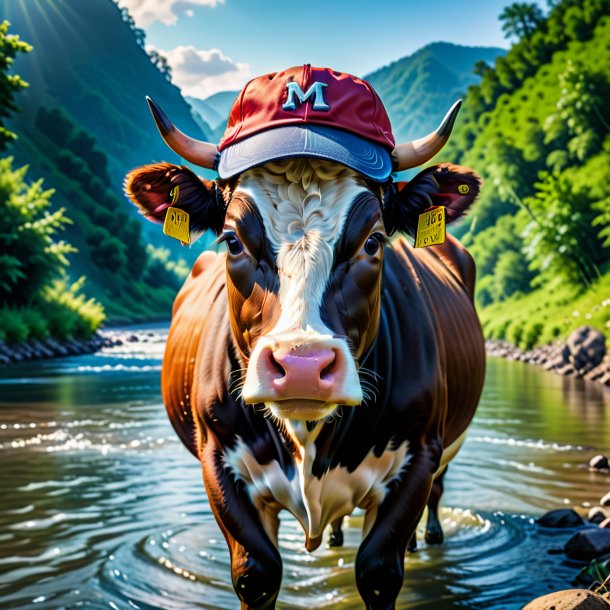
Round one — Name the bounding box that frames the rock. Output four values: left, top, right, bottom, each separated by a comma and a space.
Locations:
538, 508, 584, 528
600, 518, 610, 529
591, 456, 610, 471
567, 326, 607, 375
565, 529, 610, 560
557, 363, 576, 376
602, 493, 610, 507
522, 589, 610, 609
586, 364, 609, 382
589, 508, 610, 524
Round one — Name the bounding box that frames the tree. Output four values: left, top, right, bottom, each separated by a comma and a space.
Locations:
148, 49, 173, 82
0, 157, 75, 305
499, 3, 544, 40
0, 21, 31, 151
521, 172, 600, 286
543, 60, 610, 162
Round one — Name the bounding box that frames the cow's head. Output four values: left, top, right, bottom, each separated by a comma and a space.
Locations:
125, 67, 480, 421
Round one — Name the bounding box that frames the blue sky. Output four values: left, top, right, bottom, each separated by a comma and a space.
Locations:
118, 0, 547, 98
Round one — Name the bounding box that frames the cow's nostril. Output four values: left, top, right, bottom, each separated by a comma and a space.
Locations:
267, 349, 286, 379
320, 351, 337, 381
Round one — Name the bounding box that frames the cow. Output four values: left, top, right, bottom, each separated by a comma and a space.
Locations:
124, 65, 485, 610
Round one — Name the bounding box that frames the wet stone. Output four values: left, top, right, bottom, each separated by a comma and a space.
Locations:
565, 529, 610, 561
538, 509, 584, 528
523, 589, 610, 610
589, 508, 610, 525
590, 456, 610, 472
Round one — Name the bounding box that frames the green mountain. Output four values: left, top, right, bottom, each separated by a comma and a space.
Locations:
188, 91, 239, 141
364, 42, 505, 144
202, 91, 239, 124
186, 96, 225, 131
3, 0, 212, 184
1, 0, 212, 322
188, 45, 504, 149
443, 0, 610, 347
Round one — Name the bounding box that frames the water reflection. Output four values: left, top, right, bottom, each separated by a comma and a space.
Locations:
0, 329, 608, 609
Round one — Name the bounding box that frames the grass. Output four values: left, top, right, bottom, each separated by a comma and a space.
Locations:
479, 271, 610, 350
0, 276, 106, 344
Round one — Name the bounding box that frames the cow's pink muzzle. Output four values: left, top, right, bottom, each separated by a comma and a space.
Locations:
241, 337, 363, 416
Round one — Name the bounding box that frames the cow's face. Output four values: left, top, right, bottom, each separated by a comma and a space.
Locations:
125, 159, 480, 421
222, 159, 384, 420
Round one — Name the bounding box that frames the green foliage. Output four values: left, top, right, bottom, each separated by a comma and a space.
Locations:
499, 3, 544, 40
442, 0, 610, 345
0, 156, 105, 342
43, 276, 106, 339
0, 157, 75, 304
365, 42, 505, 145
35, 105, 151, 282
0, 21, 31, 150
144, 245, 190, 290
0, 308, 29, 343
521, 172, 602, 286
479, 274, 610, 348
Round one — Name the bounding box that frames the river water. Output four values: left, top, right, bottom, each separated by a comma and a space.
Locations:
0, 325, 609, 610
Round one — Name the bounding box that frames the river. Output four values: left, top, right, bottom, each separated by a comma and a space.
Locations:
0, 325, 609, 609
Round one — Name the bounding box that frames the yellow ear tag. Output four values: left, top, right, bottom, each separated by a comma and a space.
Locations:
414, 206, 446, 248
162, 186, 190, 245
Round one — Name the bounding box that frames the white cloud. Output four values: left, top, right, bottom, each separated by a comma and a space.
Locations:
158, 45, 250, 99
117, 0, 223, 27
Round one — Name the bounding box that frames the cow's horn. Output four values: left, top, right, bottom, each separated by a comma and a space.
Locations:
146, 96, 219, 169
392, 100, 462, 171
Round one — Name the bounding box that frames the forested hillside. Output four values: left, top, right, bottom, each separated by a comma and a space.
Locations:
0, 0, 209, 325
0, 22, 104, 344
443, 0, 610, 347
365, 42, 505, 144
2, 0, 211, 185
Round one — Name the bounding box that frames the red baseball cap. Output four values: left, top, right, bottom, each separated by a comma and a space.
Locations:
217, 65, 395, 182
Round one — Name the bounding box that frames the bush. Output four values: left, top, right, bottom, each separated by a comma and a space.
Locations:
43, 276, 105, 339
0, 308, 29, 343
19, 309, 49, 340
521, 321, 544, 350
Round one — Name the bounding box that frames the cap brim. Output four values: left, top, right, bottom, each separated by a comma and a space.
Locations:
217, 125, 392, 182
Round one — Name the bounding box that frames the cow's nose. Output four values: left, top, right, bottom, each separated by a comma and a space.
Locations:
264, 346, 338, 399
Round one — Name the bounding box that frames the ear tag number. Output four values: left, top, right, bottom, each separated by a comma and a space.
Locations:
414, 206, 446, 248
163, 186, 191, 244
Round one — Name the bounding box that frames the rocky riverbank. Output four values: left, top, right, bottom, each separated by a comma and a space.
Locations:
0, 329, 161, 366
486, 325, 610, 387
523, 493, 610, 608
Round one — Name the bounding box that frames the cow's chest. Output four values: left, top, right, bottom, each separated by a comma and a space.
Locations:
223, 423, 410, 544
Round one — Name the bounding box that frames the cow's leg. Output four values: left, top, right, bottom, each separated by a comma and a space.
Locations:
425, 465, 446, 545
407, 532, 417, 553
202, 440, 282, 610
356, 443, 440, 610
328, 516, 344, 547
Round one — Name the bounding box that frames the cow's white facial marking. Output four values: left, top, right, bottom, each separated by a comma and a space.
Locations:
239, 159, 365, 336
238, 159, 368, 415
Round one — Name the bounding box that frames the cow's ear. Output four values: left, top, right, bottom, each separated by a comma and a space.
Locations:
383, 163, 481, 236
124, 162, 225, 239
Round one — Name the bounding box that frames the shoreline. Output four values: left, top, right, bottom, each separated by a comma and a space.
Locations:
2, 323, 609, 390
486, 325, 610, 388
0, 329, 158, 366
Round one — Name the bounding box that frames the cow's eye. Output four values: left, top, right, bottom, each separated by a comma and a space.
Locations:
363, 232, 386, 256
218, 231, 244, 255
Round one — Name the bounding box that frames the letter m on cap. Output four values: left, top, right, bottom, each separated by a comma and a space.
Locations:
282, 81, 330, 111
